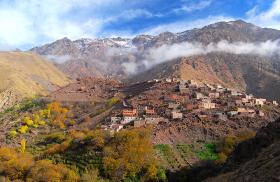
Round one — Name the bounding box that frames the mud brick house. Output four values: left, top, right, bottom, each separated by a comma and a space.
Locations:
168, 102, 181, 109
214, 112, 227, 121
229, 89, 240, 96
111, 117, 122, 123
171, 110, 183, 119
241, 97, 249, 103
198, 114, 209, 120
244, 102, 254, 107
107, 124, 123, 133
237, 108, 255, 117
145, 107, 155, 115
206, 83, 215, 91
184, 103, 198, 111
208, 92, 220, 98
179, 85, 190, 94
216, 85, 226, 93
122, 108, 137, 117
121, 117, 137, 124
199, 86, 210, 95
201, 102, 216, 109
255, 98, 266, 106
145, 117, 162, 125
257, 110, 265, 117
134, 119, 146, 128
165, 78, 172, 83
195, 92, 205, 100
227, 111, 238, 116
235, 99, 243, 106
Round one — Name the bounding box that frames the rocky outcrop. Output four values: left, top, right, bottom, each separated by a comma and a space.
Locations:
0, 89, 19, 112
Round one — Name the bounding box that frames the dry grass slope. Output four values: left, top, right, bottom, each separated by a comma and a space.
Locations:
0, 52, 70, 110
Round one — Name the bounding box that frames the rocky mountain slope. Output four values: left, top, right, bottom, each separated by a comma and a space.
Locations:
131, 53, 280, 101
0, 52, 70, 111
205, 117, 280, 181
31, 20, 280, 101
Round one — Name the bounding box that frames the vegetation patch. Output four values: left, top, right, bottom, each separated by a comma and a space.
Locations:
155, 144, 177, 167
196, 143, 218, 161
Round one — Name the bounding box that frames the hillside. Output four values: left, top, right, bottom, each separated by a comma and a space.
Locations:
0, 52, 70, 111
204, 117, 280, 181
131, 53, 280, 101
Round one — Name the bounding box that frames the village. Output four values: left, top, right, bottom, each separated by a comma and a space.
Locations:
101, 78, 279, 133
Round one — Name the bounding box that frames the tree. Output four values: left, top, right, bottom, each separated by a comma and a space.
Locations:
20, 139, 27, 153
103, 127, 160, 181
47, 102, 69, 129
26, 160, 79, 182
0, 147, 34, 181
81, 169, 108, 182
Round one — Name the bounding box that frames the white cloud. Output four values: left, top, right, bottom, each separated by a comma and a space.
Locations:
142, 15, 234, 35
44, 55, 73, 64
0, 0, 148, 49
174, 0, 212, 13
246, 0, 280, 29
143, 40, 280, 68
119, 40, 280, 74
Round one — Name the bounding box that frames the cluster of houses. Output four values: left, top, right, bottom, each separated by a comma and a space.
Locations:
102, 78, 279, 133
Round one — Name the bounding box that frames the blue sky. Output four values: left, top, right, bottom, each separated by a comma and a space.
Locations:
0, 0, 279, 49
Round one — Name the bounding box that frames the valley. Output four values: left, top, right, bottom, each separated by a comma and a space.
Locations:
1, 19, 280, 182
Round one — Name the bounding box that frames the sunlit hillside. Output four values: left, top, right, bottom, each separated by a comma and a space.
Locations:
0, 52, 70, 111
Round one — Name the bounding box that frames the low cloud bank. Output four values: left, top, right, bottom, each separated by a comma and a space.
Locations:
146, 39, 280, 65
44, 55, 72, 64
121, 39, 280, 74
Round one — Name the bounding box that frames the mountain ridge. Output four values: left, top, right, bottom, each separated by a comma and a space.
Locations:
31, 20, 280, 101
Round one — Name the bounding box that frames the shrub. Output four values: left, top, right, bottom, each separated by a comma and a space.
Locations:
107, 98, 120, 107
44, 132, 66, 143
26, 160, 79, 182
20, 139, 27, 153
81, 169, 108, 182
22, 117, 34, 126
45, 139, 72, 155
18, 125, 29, 134
38, 120, 46, 125
0, 147, 34, 180
8, 130, 17, 138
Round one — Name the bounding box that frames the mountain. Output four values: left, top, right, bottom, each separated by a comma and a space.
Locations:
31, 20, 280, 101
131, 53, 280, 101
0, 52, 70, 111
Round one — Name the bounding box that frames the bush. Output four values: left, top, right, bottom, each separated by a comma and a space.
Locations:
38, 120, 46, 125
22, 117, 34, 126
26, 160, 79, 182
81, 169, 108, 182
45, 139, 72, 155
107, 98, 120, 107
0, 147, 34, 181
8, 130, 17, 138
18, 125, 29, 134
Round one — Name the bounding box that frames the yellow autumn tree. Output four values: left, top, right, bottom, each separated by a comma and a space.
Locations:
103, 127, 159, 181
48, 102, 69, 129
26, 160, 79, 182
20, 138, 27, 153
0, 147, 34, 181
